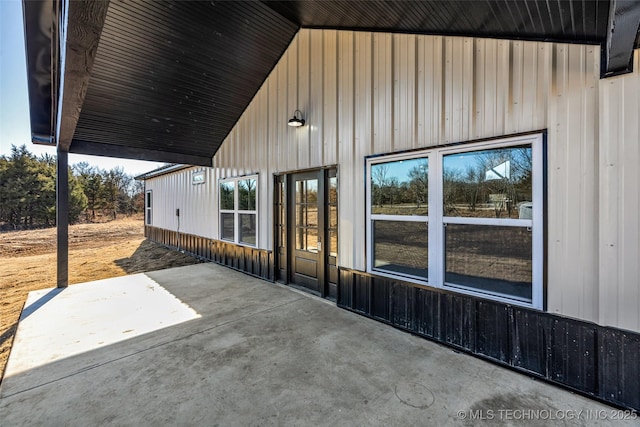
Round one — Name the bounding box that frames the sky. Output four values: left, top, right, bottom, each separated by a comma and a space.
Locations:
0, 0, 163, 176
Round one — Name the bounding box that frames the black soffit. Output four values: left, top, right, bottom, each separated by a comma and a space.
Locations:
69, 1, 298, 166
265, 0, 608, 43
25, 1, 640, 165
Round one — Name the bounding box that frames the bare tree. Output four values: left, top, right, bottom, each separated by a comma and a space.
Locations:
408, 163, 428, 209
371, 164, 390, 207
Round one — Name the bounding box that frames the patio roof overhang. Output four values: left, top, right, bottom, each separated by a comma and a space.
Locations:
23, 0, 640, 166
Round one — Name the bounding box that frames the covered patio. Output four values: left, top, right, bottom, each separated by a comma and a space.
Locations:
0, 263, 632, 425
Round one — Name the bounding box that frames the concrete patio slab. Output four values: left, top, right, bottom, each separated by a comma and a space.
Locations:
4, 274, 200, 381
1, 263, 635, 426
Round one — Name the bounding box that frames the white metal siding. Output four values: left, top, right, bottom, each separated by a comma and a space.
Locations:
219, 30, 562, 270
147, 29, 639, 332
599, 51, 640, 332
546, 44, 600, 323
145, 167, 216, 239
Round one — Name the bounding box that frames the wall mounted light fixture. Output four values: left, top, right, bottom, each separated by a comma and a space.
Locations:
287, 110, 305, 127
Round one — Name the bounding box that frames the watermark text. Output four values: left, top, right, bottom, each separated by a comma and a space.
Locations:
456, 409, 637, 422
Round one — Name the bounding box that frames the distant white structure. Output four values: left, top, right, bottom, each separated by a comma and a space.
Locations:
485, 160, 510, 180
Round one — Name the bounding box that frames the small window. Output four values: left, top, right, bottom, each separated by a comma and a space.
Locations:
192, 170, 206, 185
145, 191, 152, 225
219, 175, 258, 246
366, 134, 544, 309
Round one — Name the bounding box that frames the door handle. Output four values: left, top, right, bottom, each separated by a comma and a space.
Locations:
317, 241, 322, 251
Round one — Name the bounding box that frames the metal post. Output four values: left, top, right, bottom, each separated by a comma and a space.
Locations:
57, 147, 69, 288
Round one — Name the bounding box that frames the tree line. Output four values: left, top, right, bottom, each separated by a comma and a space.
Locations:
371, 147, 532, 218
0, 145, 145, 230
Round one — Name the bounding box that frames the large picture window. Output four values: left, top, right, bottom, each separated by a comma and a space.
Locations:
219, 175, 258, 246
366, 134, 544, 309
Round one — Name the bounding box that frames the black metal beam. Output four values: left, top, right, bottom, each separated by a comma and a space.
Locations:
56, 147, 68, 288
57, 0, 110, 151
69, 139, 213, 167
602, 0, 640, 77
22, 0, 55, 142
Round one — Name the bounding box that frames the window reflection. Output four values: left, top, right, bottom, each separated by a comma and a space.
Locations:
219, 175, 259, 247
443, 145, 532, 219
329, 230, 338, 257
329, 177, 337, 204
371, 157, 428, 215
296, 227, 318, 252
239, 213, 256, 245
329, 205, 337, 228
220, 213, 234, 240
295, 178, 320, 254
220, 182, 235, 210
373, 220, 428, 279
445, 224, 532, 301
328, 175, 338, 258
239, 179, 256, 211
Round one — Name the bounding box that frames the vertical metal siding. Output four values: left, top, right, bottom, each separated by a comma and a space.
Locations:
393, 34, 417, 151
145, 167, 216, 239
546, 44, 600, 323
416, 35, 443, 146
337, 31, 356, 269
599, 51, 640, 332
297, 30, 311, 171
322, 31, 339, 166
353, 31, 372, 271
372, 33, 392, 154
214, 29, 599, 320
309, 31, 324, 167
148, 30, 638, 333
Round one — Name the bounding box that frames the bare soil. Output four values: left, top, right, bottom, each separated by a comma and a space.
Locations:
0, 215, 202, 383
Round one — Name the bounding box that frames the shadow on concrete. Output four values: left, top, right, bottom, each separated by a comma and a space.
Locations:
1, 288, 65, 355
19, 288, 66, 321
114, 239, 201, 275
0, 288, 66, 387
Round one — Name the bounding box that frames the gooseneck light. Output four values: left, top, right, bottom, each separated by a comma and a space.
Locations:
287, 110, 305, 127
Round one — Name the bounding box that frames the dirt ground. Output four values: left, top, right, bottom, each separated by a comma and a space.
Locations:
0, 215, 202, 383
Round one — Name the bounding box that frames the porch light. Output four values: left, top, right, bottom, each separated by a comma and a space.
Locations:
288, 110, 305, 127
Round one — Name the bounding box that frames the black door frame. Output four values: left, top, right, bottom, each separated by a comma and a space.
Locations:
274, 167, 337, 299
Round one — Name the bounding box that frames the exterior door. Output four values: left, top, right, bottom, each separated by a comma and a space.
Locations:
289, 171, 324, 294
275, 169, 337, 299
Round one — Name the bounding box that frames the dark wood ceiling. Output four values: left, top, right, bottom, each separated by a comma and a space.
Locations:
70, 0, 298, 166
23, 0, 640, 166
266, 0, 609, 43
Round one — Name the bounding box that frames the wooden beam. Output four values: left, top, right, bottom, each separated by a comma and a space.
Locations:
69, 139, 214, 167
57, 1, 110, 150
602, 0, 640, 77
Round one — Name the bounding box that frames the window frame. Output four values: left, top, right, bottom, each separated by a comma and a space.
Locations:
367, 153, 430, 282
366, 134, 544, 309
145, 190, 152, 226
218, 175, 259, 247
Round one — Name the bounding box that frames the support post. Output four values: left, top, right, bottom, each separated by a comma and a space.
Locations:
57, 147, 69, 288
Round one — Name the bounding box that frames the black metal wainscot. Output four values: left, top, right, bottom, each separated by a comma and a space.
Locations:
145, 225, 274, 281
337, 267, 640, 412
